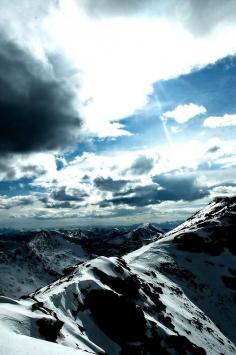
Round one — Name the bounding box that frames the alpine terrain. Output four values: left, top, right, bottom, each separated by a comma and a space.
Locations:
0, 197, 235, 354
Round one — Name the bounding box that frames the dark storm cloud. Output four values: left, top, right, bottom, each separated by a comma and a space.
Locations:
100, 174, 209, 207
94, 177, 130, 192
51, 186, 88, 202
99, 184, 160, 207
128, 155, 154, 175
80, 0, 236, 35
152, 174, 209, 201
0, 35, 82, 154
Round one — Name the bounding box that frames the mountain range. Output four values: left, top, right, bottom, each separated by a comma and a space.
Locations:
0, 197, 235, 354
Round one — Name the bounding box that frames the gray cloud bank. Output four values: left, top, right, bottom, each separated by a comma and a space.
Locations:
79, 0, 236, 35
94, 177, 130, 192
128, 155, 154, 175
51, 186, 88, 202
100, 174, 209, 207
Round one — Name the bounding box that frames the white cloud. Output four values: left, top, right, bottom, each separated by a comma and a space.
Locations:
203, 113, 236, 128
162, 103, 207, 123
33, 138, 236, 195
43, 0, 236, 137
210, 185, 236, 197
0, 153, 57, 182
33, 149, 157, 191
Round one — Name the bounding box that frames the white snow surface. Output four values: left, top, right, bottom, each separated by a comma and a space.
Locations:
0, 329, 87, 355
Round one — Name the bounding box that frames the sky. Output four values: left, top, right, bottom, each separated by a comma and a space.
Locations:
0, 0, 236, 229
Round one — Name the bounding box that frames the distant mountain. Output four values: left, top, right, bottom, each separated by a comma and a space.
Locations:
0, 223, 161, 298
0, 197, 235, 354
0, 230, 89, 298
128, 223, 163, 240
157, 220, 184, 232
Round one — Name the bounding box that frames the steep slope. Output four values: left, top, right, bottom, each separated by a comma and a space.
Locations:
0, 197, 235, 354
127, 196, 236, 344
1, 254, 234, 354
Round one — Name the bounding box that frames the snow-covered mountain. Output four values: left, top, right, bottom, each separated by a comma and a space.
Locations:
0, 197, 235, 354
0, 223, 161, 298
0, 230, 89, 298
79, 223, 162, 257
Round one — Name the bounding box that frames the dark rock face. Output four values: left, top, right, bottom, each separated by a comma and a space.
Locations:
85, 289, 146, 344
165, 335, 207, 355
174, 225, 236, 256
36, 317, 64, 342
93, 266, 141, 298
222, 275, 236, 290
173, 197, 236, 256
120, 333, 207, 355
83, 287, 207, 355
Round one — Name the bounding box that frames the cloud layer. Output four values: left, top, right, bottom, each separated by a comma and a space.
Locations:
0, 136, 235, 227
101, 174, 209, 207
79, 0, 236, 35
